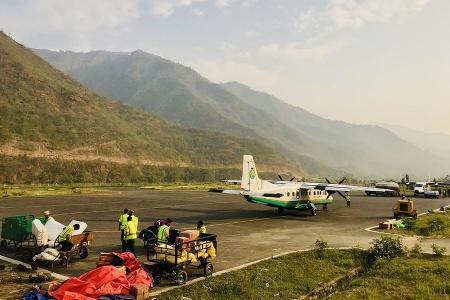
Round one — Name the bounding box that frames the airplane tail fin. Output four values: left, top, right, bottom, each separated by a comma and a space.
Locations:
241, 155, 262, 191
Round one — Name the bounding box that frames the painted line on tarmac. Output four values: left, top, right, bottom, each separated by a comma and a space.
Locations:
52, 199, 242, 217
148, 246, 358, 297
0, 254, 68, 281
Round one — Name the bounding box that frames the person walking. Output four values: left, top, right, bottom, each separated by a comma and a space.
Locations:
124, 216, 137, 256
118, 208, 129, 252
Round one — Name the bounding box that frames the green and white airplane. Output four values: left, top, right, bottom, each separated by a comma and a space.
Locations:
212, 155, 388, 216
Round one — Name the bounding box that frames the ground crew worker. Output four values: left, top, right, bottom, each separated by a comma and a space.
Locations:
124, 216, 137, 255
59, 223, 80, 251
128, 210, 139, 231
119, 208, 129, 252
346, 193, 351, 207
197, 220, 206, 234
43, 211, 54, 225
157, 218, 173, 244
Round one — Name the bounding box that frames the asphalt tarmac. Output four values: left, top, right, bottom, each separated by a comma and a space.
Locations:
1, 188, 449, 278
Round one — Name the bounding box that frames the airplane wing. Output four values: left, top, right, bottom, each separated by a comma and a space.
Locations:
208, 188, 242, 194
300, 183, 389, 193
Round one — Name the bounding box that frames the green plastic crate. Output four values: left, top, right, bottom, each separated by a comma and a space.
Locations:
1, 215, 35, 242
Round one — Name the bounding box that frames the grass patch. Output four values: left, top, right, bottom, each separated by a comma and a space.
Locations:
0, 185, 112, 198
329, 254, 450, 299
388, 213, 450, 238
156, 249, 365, 300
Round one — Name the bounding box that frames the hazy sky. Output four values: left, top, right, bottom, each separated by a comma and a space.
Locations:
1, 0, 450, 134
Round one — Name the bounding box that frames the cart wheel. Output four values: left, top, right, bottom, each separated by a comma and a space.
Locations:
203, 262, 214, 277
79, 246, 89, 259
0, 240, 7, 250
175, 270, 188, 285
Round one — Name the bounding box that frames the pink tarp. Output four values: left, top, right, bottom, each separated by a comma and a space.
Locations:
49, 253, 152, 300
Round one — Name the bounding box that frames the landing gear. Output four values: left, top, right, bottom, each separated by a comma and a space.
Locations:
322, 204, 328, 211
310, 208, 317, 216
278, 207, 287, 215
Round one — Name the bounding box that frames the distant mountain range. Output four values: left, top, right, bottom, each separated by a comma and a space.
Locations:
0, 31, 308, 184
34, 49, 450, 177
374, 123, 450, 161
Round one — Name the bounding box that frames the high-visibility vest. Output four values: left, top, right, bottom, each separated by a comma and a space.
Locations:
198, 225, 206, 234
59, 225, 74, 241
125, 221, 137, 240
131, 215, 138, 230
157, 225, 169, 243
119, 214, 128, 230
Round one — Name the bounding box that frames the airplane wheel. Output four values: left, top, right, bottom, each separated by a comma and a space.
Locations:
311, 209, 317, 216
278, 208, 287, 215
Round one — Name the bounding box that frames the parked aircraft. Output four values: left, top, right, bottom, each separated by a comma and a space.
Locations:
211, 155, 388, 216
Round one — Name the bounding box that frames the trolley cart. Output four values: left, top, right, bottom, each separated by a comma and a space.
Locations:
0, 215, 45, 260
33, 231, 94, 270
146, 234, 217, 285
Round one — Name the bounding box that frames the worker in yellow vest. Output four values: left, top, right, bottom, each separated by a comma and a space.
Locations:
157, 218, 173, 244
59, 224, 80, 251
128, 210, 139, 231
118, 208, 129, 252
197, 220, 206, 234
124, 216, 137, 255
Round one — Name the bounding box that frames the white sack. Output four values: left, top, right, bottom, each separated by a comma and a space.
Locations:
33, 251, 60, 262
47, 240, 57, 248
68, 220, 87, 236
32, 219, 48, 246
45, 219, 65, 241
43, 247, 60, 258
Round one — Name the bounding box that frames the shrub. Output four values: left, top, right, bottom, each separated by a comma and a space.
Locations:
428, 218, 445, 233
409, 244, 422, 255
314, 239, 328, 259
431, 244, 447, 256
369, 236, 405, 260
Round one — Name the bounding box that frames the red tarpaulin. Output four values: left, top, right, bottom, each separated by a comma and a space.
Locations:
49, 253, 152, 300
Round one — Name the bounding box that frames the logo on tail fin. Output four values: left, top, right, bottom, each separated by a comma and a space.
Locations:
249, 168, 256, 179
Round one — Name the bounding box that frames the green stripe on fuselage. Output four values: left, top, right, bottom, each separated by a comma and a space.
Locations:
244, 195, 333, 211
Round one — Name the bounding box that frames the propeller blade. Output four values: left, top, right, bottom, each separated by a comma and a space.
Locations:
326, 191, 335, 200
290, 177, 296, 182
278, 175, 284, 181
337, 191, 347, 199
325, 177, 331, 184
339, 177, 346, 184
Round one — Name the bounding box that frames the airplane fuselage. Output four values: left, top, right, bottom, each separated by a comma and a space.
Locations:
243, 182, 333, 212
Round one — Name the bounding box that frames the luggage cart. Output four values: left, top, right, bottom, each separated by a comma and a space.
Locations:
33, 231, 94, 270
0, 215, 45, 260
146, 234, 217, 285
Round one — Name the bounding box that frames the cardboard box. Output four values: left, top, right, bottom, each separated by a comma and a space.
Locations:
179, 230, 199, 240
96, 252, 114, 266
131, 284, 150, 300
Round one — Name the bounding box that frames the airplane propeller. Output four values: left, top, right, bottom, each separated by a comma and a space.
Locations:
325, 177, 347, 199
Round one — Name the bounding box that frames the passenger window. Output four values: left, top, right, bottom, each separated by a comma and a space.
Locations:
287, 192, 290, 197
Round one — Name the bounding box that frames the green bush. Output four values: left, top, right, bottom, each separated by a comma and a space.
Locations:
431, 244, 447, 257
409, 244, 422, 255
369, 236, 405, 261
314, 239, 328, 259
